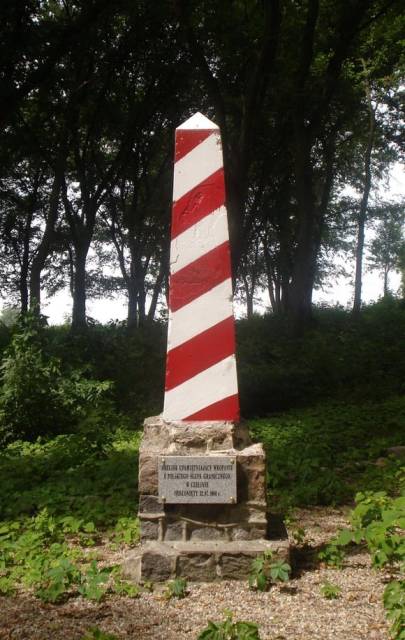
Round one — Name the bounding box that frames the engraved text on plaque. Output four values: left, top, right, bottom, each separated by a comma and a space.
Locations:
158, 455, 237, 504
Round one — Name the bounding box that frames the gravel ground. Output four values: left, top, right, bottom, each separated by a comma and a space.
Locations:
0, 507, 391, 640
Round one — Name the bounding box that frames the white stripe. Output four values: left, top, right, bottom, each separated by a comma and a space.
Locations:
173, 132, 223, 202
170, 206, 228, 275
167, 279, 234, 350
163, 355, 238, 420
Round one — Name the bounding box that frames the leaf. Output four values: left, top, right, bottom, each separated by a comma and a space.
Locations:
336, 528, 353, 546
256, 572, 267, 591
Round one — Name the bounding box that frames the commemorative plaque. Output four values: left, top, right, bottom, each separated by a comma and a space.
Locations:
158, 455, 237, 504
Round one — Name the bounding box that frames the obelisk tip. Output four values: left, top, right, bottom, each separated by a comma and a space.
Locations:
177, 112, 219, 130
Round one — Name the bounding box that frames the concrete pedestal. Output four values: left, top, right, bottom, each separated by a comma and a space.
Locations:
123, 416, 289, 582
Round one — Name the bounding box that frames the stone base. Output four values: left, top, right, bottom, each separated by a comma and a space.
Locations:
123, 538, 290, 582
126, 415, 290, 582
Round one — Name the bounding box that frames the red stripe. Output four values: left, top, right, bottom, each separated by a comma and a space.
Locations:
175, 130, 213, 162
165, 317, 235, 391
185, 394, 240, 421
169, 242, 231, 312
171, 168, 225, 239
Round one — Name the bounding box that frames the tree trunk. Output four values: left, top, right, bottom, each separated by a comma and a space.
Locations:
287, 126, 317, 325
353, 68, 376, 315
127, 284, 138, 329
29, 164, 64, 311
71, 240, 89, 330
147, 257, 166, 323
20, 207, 35, 314
383, 267, 389, 297
242, 274, 254, 318
137, 278, 146, 326
19, 269, 29, 314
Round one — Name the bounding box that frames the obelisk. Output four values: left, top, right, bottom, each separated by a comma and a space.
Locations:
164, 112, 239, 421
125, 113, 289, 583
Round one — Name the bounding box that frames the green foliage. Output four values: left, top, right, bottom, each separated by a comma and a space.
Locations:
0, 430, 140, 524
112, 578, 140, 598
0, 301, 404, 427
77, 561, 110, 602
320, 582, 342, 599
284, 515, 306, 545
111, 517, 140, 547
238, 301, 405, 416
319, 474, 404, 640
0, 311, 114, 446
250, 396, 405, 508
197, 611, 261, 640
383, 581, 405, 640
35, 555, 80, 603
0, 575, 15, 595
318, 543, 345, 569
47, 321, 166, 422
0, 430, 140, 602
164, 577, 188, 600
249, 551, 291, 591
320, 487, 405, 571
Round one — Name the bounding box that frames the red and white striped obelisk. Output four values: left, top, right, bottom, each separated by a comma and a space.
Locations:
163, 112, 240, 422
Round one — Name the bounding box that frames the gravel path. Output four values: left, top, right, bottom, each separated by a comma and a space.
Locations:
0, 507, 391, 640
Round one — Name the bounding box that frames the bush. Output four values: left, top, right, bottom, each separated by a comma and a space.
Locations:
0, 311, 114, 446
47, 320, 166, 422
237, 299, 405, 416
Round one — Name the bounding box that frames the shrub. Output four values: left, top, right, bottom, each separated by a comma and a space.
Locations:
0, 311, 114, 446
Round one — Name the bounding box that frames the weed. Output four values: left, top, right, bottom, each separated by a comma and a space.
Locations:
197, 610, 261, 639
77, 561, 110, 602
111, 517, 139, 547
318, 543, 346, 569
249, 551, 291, 591
319, 482, 405, 640
164, 577, 188, 599
113, 579, 140, 598
320, 582, 342, 599
383, 580, 405, 640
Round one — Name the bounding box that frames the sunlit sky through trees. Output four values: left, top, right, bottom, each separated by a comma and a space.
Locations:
28, 163, 403, 325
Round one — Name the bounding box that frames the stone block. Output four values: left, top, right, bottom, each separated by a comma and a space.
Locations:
164, 521, 184, 541
140, 520, 159, 541
220, 553, 254, 579
139, 454, 158, 495
142, 545, 176, 581
237, 445, 266, 503
177, 553, 217, 581
139, 495, 164, 515
123, 539, 290, 582
130, 417, 290, 582
190, 527, 224, 541
141, 416, 251, 453
249, 527, 267, 540
231, 527, 250, 541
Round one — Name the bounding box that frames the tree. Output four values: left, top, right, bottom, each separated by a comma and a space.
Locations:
175, 0, 405, 326
368, 202, 405, 296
